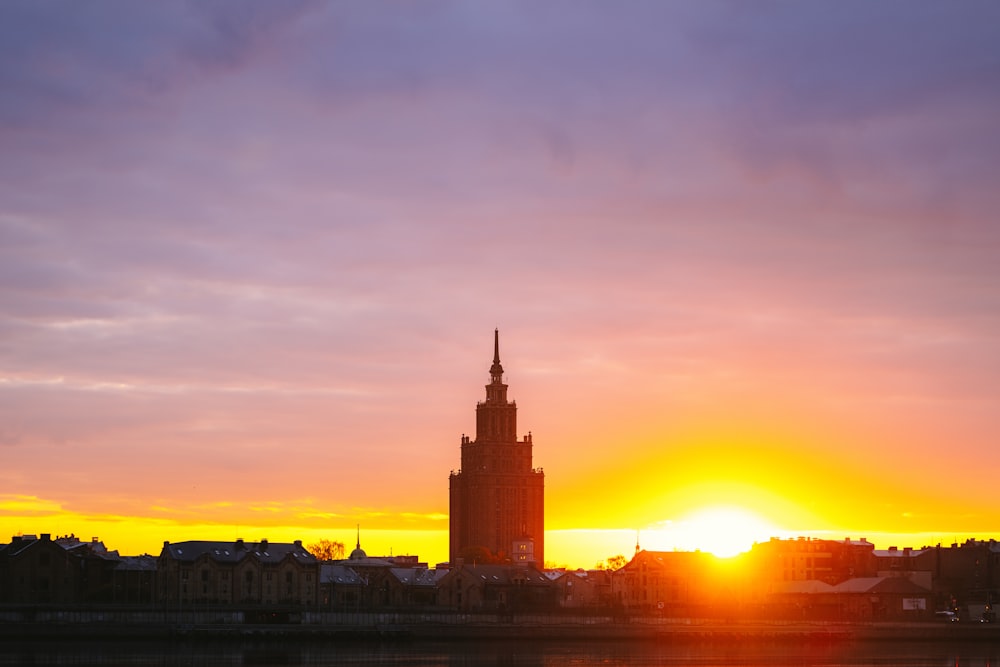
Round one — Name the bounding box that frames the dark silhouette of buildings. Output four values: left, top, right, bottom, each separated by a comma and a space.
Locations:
7, 534, 1000, 622
158, 538, 319, 606
0, 533, 151, 604
449, 330, 545, 565
437, 562, 556, 611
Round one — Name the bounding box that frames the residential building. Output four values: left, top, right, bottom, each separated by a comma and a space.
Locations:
873, 546, 933, 588
768, 575, 933, 621
747, 537, 876, 586
158, 538, 319, 607
551, 568, 614, 610
0, 533, 121, 603
616, 550, 727, 616
437, 563, 557, 611
927, 539, 1000, 620
113, 554, 157, 604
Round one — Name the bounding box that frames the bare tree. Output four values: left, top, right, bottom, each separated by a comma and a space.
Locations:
606, 554, 627, 570
307, 539, 345, 561
595, 554, 628, 571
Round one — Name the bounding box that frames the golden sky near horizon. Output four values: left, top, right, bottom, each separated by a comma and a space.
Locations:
2, 2, 1000, 567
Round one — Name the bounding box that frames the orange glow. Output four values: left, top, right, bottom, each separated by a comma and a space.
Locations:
643, 506, 784, 558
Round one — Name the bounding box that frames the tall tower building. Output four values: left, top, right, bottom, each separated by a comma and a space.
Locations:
449, 330, 544, 565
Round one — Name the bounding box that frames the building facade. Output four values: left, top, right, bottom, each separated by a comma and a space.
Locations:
0, 534, 123, 604
158, 539, 319, 607
617, 550, 728, 616
436, 563, 557, 611
449, 330, 545, 565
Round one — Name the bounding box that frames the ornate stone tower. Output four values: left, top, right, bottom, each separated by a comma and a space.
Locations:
449, 330, 544, 565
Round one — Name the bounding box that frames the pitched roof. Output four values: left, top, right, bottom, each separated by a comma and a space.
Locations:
161, 540, 316, 565
320, 563, 363, 585
116, 555, 157, 571
1, 534, 121, 561
832, 577, 884, 593
774, 576, 933, 595
772, 580, 836, 594
625, 550, 717, 571
450, 563, 552, 586
868, 576, 931, 595
390, 567, 446, 587
873, 548, 928, 558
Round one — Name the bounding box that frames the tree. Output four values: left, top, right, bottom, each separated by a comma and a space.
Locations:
595, 554, 628, 571
307, 539, 345, 561
458, 545, 503, 565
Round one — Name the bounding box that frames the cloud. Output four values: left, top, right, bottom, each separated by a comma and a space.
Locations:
1, 1, 998, 557
0, 494, 64, 517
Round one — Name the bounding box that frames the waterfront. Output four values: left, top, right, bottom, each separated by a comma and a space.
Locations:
4, 638, 1000, 667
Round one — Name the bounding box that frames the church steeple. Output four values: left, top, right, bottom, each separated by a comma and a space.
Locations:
349, 524, 367, 560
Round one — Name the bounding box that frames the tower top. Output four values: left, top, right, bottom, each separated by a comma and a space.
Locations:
489, 328, 504, 381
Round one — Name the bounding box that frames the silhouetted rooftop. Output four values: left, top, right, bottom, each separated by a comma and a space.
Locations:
160, 539, 316, 564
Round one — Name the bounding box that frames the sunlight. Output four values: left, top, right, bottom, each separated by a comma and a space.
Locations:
647, 506, 784, 558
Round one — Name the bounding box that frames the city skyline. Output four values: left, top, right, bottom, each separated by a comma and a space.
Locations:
2, 2, 1000, 567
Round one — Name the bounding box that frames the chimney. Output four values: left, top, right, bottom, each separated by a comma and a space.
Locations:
41, 533, 51, 541
260, 538, 268, 551
235, 539, 245, 550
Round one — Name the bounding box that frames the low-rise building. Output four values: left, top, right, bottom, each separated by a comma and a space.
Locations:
616, 550, 727, 616
437, 563, 557, 611
158, 538, 319, 607
769, 575, 933, 621
113, 555, 157, 604
873, 546, 932, 588
0, 534, 122, 603
319, 563, 364, 610
551, 568, 614, 610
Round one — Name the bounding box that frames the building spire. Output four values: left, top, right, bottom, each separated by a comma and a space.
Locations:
489, 328, 504, 380
349, 524, 367, 560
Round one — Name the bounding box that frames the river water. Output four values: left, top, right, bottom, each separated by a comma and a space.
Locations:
3, 640, 999, 667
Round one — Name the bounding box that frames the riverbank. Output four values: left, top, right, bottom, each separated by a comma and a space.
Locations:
3, 610, 999, 643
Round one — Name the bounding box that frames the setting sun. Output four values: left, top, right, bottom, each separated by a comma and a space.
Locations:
645, 507, 784, 558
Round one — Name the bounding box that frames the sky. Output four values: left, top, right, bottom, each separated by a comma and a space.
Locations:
2, 0, 1000, 567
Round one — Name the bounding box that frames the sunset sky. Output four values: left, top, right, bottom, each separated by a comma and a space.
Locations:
2, 1, 999, 567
